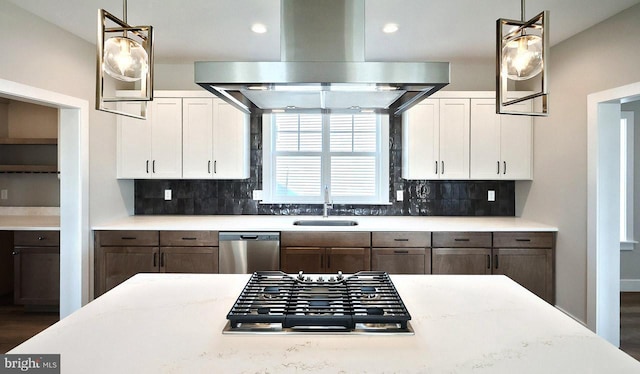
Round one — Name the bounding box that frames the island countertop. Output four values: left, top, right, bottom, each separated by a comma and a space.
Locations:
92, 215, 558, 232
9, 273, 637, 373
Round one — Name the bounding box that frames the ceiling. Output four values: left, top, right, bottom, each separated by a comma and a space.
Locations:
8, 0, 640, 64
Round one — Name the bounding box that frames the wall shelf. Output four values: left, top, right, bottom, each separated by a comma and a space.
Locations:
0, 165, 58, 173
0, 138, 57, 145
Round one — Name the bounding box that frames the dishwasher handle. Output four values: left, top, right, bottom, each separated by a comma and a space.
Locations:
240, 235, 259, 240
219, 232, 281, 242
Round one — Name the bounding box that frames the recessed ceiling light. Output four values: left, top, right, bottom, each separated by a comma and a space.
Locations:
383, 23, 399, 34
251, 23, 267, 34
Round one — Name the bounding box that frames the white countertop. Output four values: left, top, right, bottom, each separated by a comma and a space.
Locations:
10, 273, 637, 373
0, 207, 60, 230
92, 215, 557, 232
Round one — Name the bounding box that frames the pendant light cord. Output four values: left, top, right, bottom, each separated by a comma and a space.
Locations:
521, 0, 525, 21
123, 0, 128, 23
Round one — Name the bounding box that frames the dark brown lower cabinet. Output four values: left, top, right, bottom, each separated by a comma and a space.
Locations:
95, 231, 219, 297
431, 248, 491, 275
13, 231, 60, 306
280, 247, 369, 274
371, 248, 430, 274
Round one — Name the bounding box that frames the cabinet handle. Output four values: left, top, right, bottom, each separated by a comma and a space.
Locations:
486, 254, 490, 269
515, 238, 531, 242
441, 161, 445, 175
121, 236, 137, 240
454, 238, 470, 242
182, 237, 197, 241
153, 253, 157, 267
494, 254, 499, 269
503, 161, 507, 175
208, 160, 211, 174
394, 238, 409, 242
12, 250, 19, 255
152, 160, 156, 173
214, 160, 217, 174
37, 236, 45, 241
146, 160, 149, 173
160, 252, 165, 267
394, 250, 409, 254
435, 161, 438, 174
497, 161, 500, 175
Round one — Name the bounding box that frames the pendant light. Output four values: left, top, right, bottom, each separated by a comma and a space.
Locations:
496, 0, 548, 116
96, 0, 154, 119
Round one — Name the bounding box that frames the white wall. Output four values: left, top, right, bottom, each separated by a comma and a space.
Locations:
0, 0, 133, 224
518, 3, 640, 322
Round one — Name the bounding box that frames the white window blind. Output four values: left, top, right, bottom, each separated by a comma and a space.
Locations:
263, 112, 389, 204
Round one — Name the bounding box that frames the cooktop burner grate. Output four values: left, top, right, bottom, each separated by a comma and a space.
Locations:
224, 271, 412, 334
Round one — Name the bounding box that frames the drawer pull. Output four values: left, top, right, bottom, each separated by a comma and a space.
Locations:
181, 237, 197, 241
454, 238, 470, 242
486, 254, 490, 269
515, 238, 531, 242
121, 237, 137, 240
394, 238, 409, 242
160, 252, 165, 267
494, 254, 499, 269
394, 250, 409, 254
153, 253, 158, 267
37, 236, 45, 241
12, 250, 18, 255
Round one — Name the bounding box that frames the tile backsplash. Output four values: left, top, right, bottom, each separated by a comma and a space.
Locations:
134, 115, 515, 216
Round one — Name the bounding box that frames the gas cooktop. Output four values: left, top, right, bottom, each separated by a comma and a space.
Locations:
223, 271, 413, 335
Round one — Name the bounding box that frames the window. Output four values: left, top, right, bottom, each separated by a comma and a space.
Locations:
620, 111, 636, 250
262, 112, 389, 204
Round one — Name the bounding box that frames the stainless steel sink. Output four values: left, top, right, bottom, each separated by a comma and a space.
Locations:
293, 220, 358, 226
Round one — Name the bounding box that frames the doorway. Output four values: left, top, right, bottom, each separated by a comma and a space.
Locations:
0, 78, 90, 319
587, 81, 640, 346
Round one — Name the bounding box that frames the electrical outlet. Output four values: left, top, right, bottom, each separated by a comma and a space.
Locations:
253, 190, 263, 201
396, 190, 404, 201
0, 190, 7, 200
164, 189, 172, 201
488, 190, 495, 202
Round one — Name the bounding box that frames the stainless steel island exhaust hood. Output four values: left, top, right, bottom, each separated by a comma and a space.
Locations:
195, 0, 450, 115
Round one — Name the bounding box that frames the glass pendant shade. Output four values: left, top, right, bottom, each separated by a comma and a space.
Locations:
103, 36, 149, 82
502, 34, 543, 81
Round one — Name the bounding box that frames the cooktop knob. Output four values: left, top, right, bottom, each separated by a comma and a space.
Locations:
318, 276, 324, 282
305, 276, 312, 282
336, 271, 343, 281
297, 271, 304, 281
329, 276, 336, 282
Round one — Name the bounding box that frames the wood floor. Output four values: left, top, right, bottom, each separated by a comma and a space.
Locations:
0, 293, 639, 357
621, 292, 640, 361
0, 294, 58, 353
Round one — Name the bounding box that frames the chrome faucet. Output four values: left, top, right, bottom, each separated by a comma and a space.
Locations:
323, 185, 333, 218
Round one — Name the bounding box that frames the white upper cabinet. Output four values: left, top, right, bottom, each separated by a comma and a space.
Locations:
402, 98, 470, 180
182, 97, 249, 180
117, 98, 182, 179
470, 98, 532, 180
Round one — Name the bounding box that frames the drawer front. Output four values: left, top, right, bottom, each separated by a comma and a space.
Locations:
432, 232, 492, 248
14, 231, 60, 247
281, 232, 370, 248
160, 231, 218, 246
493, 232, 554, 248
97, 230, 159, 246
372, 232, 430, 247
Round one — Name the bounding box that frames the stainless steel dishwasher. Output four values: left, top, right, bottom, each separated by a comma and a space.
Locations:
218, 232, 280, 274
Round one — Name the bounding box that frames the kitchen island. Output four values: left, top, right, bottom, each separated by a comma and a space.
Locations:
9, 273, 639, 373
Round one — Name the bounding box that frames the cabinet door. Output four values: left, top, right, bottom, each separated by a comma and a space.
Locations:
117, 101, 152, 178
212, 99, 250, 179
439, 99, 470, 179
500, 101, 533, 180
102, 247, 159, 294
402, 99, 439, 179
281, 247, 324, 273
150, 98, 183, 179
371, 248, 428, 274
161, 247, 218, 273
470, 98, 502, 179
494, 248, 553, 303
13, 247, 60, 305
326, 247, 370, 273
182, 98, 214, 179
431, 248, 491, 275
